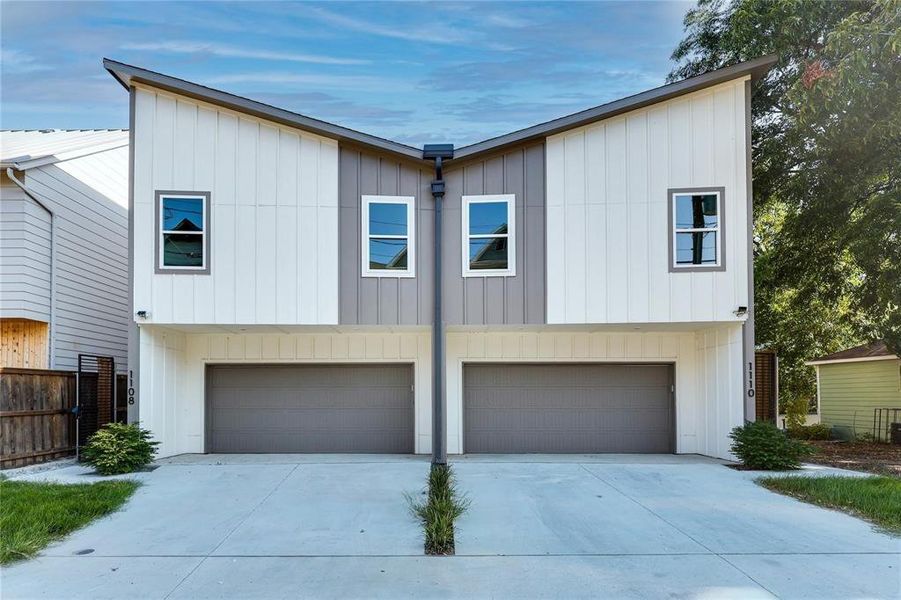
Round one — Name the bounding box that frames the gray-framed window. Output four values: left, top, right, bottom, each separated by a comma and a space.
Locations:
155, 190, 211, 274
462, 194, 516, 277
668, 187, 725, 272
361, 195, 415, 278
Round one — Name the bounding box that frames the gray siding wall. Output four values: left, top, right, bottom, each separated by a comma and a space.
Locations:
0, 182, 52, 321
443, 143, 546, 325
22, 157, 129, 373
339, 147, 434, 325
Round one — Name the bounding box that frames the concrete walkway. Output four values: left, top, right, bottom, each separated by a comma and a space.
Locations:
2, 455, 899, 599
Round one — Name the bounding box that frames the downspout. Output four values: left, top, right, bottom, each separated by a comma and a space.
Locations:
6, 167, 56, 369
423, 144, 454, 466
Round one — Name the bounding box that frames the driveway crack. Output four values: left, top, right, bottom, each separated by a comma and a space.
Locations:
577, 464, 781, 599
162, 464, 300, 599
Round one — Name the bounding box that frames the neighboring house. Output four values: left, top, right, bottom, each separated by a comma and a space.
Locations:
808, 341, 901, 440
105, 55, 775, 460
0, 130, 130, 373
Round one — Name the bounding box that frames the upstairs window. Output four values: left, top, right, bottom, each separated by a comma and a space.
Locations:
462, 194, 515, 277
156, 191, 210, 274
362, 195, 415, 277
669, 188, 725, 271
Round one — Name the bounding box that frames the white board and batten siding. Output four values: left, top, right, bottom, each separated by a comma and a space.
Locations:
546, 78, 750, 325
132, 86, 339, 326
138, 326, 432, 457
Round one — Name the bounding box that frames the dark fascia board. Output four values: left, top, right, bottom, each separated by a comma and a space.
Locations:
452, 54, 778, 161
103, 58, 426, 164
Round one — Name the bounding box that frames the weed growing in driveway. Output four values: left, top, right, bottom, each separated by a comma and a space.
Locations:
0, 478, 139, 564
407, 464, 469, 555
758, 475, 901, 534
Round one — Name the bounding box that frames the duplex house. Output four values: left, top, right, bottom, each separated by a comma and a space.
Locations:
105, 55, 774, 460
1, 130, 129, 372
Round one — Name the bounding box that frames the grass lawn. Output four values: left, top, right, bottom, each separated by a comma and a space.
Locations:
758, 475, 901, 534
0, 478, 139, 564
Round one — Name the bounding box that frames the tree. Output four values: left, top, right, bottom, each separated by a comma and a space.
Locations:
669, 0, 901, 405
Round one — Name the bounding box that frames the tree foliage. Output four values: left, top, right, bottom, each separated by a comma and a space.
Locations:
670, 0, 901, 404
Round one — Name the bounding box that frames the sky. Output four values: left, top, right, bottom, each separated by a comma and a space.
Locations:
0, 1, 692, 147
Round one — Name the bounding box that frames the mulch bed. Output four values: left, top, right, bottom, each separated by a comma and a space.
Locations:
805, 441, 901, 477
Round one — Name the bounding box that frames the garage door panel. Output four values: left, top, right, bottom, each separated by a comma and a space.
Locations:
207, 364, 413, 453
464, 363, 673, 454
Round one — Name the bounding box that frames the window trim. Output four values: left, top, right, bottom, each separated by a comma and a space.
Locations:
462, 194, 516, 278
155, 190, 211, 275
361, 195, 416, 278
667, 187, 726, 272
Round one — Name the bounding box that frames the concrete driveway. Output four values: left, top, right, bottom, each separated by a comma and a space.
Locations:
3, 455, 899, 599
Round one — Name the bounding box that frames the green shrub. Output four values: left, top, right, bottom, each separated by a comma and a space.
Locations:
783, 396, 811, 431
729, 421, 813, 470
407, 464, 469, 555
787, 423, 832, 440
81, 423, 159, 475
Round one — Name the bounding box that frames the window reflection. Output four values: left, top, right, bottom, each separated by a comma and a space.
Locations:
676, 231, 717, 265
369, 203, 407, 236
162, 197, 204, 231
369, 238, 408, 270
469, 202, 508, 235
675, 194, 718, 229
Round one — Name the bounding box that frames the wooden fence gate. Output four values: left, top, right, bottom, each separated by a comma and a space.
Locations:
0, 368, 76, 469
0, 356, 125, 469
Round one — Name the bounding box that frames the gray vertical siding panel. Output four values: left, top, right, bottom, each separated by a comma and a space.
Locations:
338, 150, 361, 323
400, 166, 426, 325
338, 146, 432, 325
443, 142, 547, 325
524, 144, 546, 324
442, 169, 465, 325
504, 150, 526, 324
338, 143, 546, 326
462, 163, 485, 324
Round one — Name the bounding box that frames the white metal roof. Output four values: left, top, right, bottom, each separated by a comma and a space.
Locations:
1, 129, 129, 170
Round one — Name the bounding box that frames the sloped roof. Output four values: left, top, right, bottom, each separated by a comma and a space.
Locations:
104, 54, 777, 163
1, 129, 129, 170
809, 341, 898, 365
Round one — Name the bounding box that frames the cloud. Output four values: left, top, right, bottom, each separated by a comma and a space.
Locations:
203, 71, 409, 93
251, 91, 414, 125
120, 41, 368, 65
306, 6, 473, 45
0, 49, 52, 74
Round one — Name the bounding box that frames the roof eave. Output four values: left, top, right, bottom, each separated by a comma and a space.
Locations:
452, 54, 778, 160
103, 58, 428, 165
806, 355, 899, 366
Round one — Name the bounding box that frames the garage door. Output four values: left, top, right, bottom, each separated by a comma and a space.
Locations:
207, 364, 413, 453
464, 363, 673, 453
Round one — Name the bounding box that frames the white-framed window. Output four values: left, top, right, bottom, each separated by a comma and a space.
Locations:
669, 188, 725, 272
156, 191, 210, 274
462, 194, 516, 277
362, 195, 415, 278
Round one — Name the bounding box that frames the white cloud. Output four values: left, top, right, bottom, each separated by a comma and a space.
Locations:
120, 41, 369, 65
307, 7, 472, 44
204, 71, 410, 93
0, 49, 52, 74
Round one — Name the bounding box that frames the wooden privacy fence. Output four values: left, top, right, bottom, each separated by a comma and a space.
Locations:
755, 350, 779, 423
0, 368, 76, 469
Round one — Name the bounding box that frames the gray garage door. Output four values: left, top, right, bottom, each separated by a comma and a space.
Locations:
464, 363, 673, 453
207, 364, 413, 453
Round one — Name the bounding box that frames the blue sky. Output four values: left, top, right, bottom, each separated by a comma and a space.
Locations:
0, 1, 692, 146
